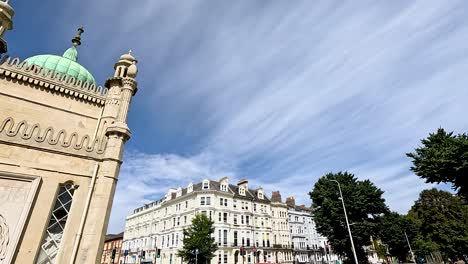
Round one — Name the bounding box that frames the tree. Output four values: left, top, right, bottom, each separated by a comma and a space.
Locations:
378, 212, 417, 262
309, 172, 389, 264
407, 128, 468, 199
177, 213, 218, 264
407, 189, 468, 258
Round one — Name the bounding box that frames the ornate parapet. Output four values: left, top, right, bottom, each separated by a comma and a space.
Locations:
0, 55, 108, 105
0, 117, 107, 158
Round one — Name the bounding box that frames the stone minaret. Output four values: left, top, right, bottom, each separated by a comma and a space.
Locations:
100, 51, 138, 138
0, 0, 14, 53
74, 52, 139, 263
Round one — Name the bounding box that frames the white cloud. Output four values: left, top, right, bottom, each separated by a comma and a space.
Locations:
110, 151, 238, 231
50, 0, 468, 233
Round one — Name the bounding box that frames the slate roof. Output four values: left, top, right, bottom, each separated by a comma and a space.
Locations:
168, 180, 271, 203
213, 181, 271, 203
133, 179, 274, 214
105, 232, 124, 242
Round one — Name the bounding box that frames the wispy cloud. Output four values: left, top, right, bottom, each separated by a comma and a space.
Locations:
112, 151, 236, 229
107, 0, 468, 232
12, 0, 468, 233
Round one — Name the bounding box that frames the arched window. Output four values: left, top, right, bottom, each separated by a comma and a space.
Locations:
36, 182, 76, 264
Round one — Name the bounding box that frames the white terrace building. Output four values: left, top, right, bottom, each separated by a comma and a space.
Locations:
122, 178, 294, 264
286, 197, 339, 264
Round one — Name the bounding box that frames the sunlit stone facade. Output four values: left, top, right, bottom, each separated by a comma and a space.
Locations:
0, 2, 139, 263
123, 178, 294, 264
123, 178, 336, 264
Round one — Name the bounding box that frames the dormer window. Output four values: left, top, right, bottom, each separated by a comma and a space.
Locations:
221, 184, 228, 192
202, 179, 210, 190
258, 191, 264, 199
176, 188, 182, 197
239, 187, 245, 196
187, 183, 193, 193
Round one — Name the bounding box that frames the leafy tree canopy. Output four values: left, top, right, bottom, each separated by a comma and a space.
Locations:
309, 172, 389, 264
407, 188, 468, 258
177, 214, 218, 264
378, 212, 417, 262
407, 128, 468, 199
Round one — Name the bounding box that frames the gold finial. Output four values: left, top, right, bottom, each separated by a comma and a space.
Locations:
72, 26, 85, 47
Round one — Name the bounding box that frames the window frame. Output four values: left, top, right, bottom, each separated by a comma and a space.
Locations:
35, 182, 77, 264
202, 180, 210, 190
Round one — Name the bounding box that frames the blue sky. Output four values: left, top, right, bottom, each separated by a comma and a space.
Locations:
7, 0, 468, 233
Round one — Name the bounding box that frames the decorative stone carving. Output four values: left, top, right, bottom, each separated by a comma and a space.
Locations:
0, 214, 8, 263
0, 55, 107, 105
122, 77, 137, 88
0, 117, 107, 155
0, 174, 40, 264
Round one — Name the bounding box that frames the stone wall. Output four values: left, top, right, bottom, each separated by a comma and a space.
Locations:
0, 53, 136, 263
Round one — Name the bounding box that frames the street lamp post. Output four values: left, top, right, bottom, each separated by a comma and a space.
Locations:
328, 179, 359, 264
404, 232, 416, 263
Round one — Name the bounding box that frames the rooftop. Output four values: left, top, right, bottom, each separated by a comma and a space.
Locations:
132, 178, 272, 214
105, 232, 124, 242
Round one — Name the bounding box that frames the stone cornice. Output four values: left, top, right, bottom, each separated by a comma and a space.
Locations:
105, 77, 122, 89
0, 117, 107, 158
105, 123, 131, 141
0, 55, 107, 105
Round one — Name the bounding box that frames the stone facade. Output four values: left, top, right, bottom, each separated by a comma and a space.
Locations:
122, 178, 294, 264
270, 192, 294, 263
0, 2, 139, 263
286, 197, 338, 264
122, 179, 339, 264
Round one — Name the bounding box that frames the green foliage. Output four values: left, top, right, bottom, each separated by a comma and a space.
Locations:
177, 214, 218, 264
378, 212, 416, 262
373, 240, 387, 259
407, 128, 468, 199
407, 189, 468, 258
309, 172, 389, 264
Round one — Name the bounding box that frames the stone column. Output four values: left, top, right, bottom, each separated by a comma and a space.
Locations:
117, 78, 137, 124
72, 53, 138, 263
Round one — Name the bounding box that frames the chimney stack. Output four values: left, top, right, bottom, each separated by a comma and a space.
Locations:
286, 197, 296, 207
271, 191, 282, 203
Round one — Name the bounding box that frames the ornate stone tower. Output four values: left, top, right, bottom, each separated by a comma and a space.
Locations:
0, 2, 139, 263
0, 0, 13, 54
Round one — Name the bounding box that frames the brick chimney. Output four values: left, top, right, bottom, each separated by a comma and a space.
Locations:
271, 191, 282, 203
286, 197, 295, 207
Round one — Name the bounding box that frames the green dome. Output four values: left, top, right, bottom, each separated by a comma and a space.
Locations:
25, 47, 96, 85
